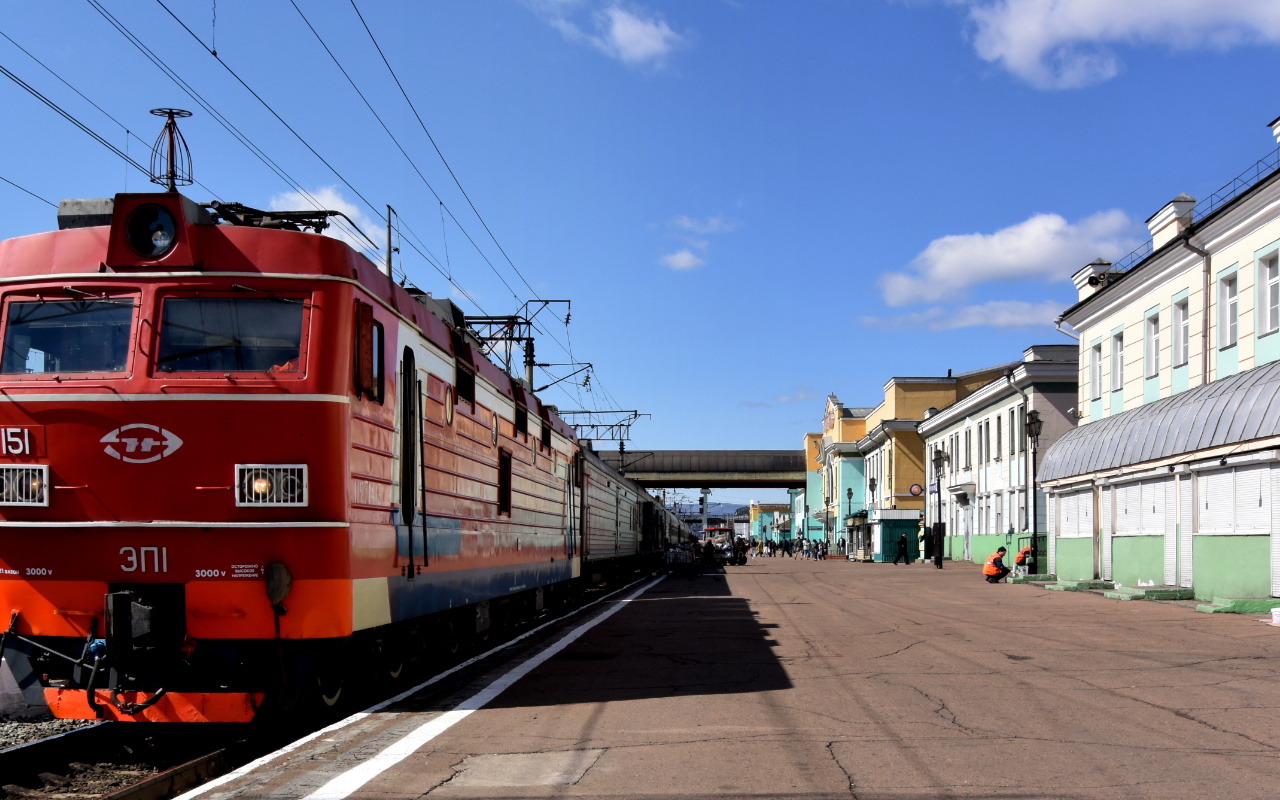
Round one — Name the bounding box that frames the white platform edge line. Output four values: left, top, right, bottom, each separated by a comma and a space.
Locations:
302, 573, 665, 800
171, 572, 665, 800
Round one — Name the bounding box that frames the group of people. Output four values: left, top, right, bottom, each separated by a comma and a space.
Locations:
747, 536, 833, 560
983, 545, 1034, 583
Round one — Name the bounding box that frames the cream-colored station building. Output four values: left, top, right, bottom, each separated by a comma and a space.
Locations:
1040, 117, 1280, 604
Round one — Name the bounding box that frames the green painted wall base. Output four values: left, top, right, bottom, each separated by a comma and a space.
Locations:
1011, 573, 1055, 584
1054, 537, 1094, 581
1190, 535, 1271, 601
1110, 535, 1164, 587
1195, 597, 1280, 613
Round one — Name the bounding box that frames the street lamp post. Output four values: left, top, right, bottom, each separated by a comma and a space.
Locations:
867, 477, 877, 559
845, 487, 853, 556
931, 448, 948, 570
1026, 410, 1044, 572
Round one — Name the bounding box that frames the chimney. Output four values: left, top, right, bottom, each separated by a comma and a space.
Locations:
1269, 113, 1280, 145
1146, 194, 1196, 249
1071, 258, 1112, 301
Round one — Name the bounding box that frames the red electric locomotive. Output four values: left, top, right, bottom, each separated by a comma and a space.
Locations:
0, 130, 685, 723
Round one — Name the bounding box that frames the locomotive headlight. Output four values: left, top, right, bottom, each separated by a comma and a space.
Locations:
125, 204, 178, 259
251, 475, 273, 495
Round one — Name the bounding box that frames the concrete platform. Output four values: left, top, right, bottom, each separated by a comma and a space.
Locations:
191, 559, 1280, 800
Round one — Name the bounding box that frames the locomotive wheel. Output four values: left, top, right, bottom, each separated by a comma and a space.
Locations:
441, 618, 460, 656
315, 665, 345, 708
318, 678, 343, 707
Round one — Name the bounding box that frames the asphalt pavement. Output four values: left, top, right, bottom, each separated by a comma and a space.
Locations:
191, 557, 1280, 800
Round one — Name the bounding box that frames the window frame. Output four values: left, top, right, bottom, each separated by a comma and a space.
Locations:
0, 291, 142, 381
1264, 253, 1280, 336
1111, 331, 1124, 391
151, 291, 312, 380
1145, 312, 1160, 379
1090, 343, 1103, 400
1173, 299, 1189, 367
1220, 275, 1239, 349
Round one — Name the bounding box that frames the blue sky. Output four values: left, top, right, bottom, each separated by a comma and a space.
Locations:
3, 1, 1280, 505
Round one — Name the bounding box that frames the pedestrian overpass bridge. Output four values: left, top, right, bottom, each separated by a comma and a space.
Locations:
595, 449, 806, 489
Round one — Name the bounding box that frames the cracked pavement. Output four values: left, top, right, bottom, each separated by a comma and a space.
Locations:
198, 559, 1280, 799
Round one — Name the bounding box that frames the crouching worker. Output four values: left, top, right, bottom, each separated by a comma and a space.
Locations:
1014, 545, 1033, 575
983, 547, 1011, 584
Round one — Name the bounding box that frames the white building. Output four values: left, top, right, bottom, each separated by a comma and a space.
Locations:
918, 347, 1078, 565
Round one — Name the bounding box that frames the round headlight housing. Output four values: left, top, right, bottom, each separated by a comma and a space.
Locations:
125, 204, 178, 259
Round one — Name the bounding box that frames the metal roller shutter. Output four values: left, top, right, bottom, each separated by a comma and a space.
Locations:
1101, 486, 1112, 580
1234, 464, 1270, 533
1272, 465, 1280, 597
1047, 493, 1057, 574
1199, 468, 1234, 534
1115, 482, 1140, 534
1140, 478, 1167, 536
1179, 474, 1193, 588
1160, 477, 1176, 586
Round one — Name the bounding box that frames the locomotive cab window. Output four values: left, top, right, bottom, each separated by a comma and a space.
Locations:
1, 296, 136, 375
353, 301, 384, 402
156, 297, 306, 373
540, 417, 552, 450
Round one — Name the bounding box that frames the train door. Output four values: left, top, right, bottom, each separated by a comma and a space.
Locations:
400, 346, 425, 575
614, 485, 620, 556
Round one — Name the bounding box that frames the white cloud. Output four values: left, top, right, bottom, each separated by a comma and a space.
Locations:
530, 2, 686, 67
674, 215, 740, 235
775, 390, 818, 404
661, 213, 741, 270
268, 185, 379, 253
958, 0, 1280, 89
862, 299, 1063, 331
661, 249, 704, 270
879, 210, 1135, 306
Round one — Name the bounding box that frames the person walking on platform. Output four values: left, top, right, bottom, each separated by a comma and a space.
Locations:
893, 531, 911, 565
802, 538, 811, 560
983, 547, 1011, 583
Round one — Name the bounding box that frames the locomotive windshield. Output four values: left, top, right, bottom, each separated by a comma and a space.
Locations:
156, 297, 304, 373
1, 299, 135, 374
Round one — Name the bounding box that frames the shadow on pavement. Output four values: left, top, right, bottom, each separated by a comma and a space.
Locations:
490, 572, 792, 707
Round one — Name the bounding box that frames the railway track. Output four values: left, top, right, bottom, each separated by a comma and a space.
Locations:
0, 571, 656, 800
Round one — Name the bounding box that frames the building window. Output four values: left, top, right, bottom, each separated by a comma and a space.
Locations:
984, 421, 992, 463
1221, 275, 1238, 349
964, 429, 971, 468
1111, 332, 1124, 391
995, 416, 1002, 460
1009, 409, 1016, 456
1091, 343, 1102, 400
1265, 254, 1279, 335
1018, 492, 1027, 530
1173, 300, 1189, 366
1017, 407, 1025, 453
1145, 313, 1160, 378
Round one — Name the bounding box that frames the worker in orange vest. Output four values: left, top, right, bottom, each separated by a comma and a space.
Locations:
983, 547, 1011, 584
1014, 545, 1033, 573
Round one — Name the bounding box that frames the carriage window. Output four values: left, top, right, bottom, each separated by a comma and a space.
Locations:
2, 299, 135, 374
157, 298, 304, 373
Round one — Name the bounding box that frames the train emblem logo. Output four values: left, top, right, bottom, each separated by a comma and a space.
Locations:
100, 424, 184, 464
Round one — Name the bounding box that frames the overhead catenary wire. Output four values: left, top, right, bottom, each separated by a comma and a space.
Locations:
0, 27, 223, 201
95, 2, 622, 418
84, 0, 377, 258
285, 0, 523, 305
0, 174, 55, 207
349, 0, 541, 301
